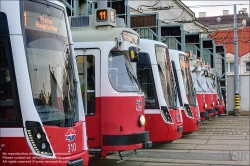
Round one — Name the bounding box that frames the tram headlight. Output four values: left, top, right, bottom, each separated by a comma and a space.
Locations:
40, 142, 47, 150
184, 104, 193, 118
161, 107, 173, 123
26, 121, 52, 156
138, 115, 146, 126
212, 102, 214, 107
36, 132, 42, 140
217, 100, 220, 106
204, 103, 207, 109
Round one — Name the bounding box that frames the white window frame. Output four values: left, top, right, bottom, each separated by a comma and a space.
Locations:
227, 62, 235, 73
245, 62, 250, 72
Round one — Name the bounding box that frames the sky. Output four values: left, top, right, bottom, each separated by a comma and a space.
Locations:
182, 1, 250, 17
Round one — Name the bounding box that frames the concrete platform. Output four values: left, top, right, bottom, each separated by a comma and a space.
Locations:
89, 116, 249, 166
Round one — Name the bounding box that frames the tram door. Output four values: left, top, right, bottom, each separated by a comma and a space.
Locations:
75, 49, 101, 148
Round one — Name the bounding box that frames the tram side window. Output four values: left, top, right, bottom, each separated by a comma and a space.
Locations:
0, 41, 16, 121
137, 67, 158, 109
76, 55, 95, 115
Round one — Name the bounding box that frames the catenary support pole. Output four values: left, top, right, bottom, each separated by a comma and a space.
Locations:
233, 4, 241, 115
73, 0, 78, 16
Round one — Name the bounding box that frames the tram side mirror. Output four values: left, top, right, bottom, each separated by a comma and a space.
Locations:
129, 46, 139, 62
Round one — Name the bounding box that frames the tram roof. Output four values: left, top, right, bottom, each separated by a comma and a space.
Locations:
71, 26, 138, 43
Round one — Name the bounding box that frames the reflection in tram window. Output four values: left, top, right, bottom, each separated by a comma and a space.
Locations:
155, 46, 175, 109
208, 74, 217, 93
216, 77, 223, 100
24, 0, 77, 127
76, 55, 95, 116
137, 67, 158, 109
0, 41, 16, 121
179, 55, 196, 106
108, 51, 139, 92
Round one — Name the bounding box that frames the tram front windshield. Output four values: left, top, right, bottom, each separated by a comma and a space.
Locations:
108, 51, 140, 92
179, 55, 196, 106
23, 0, 77, 127
200, 73, 208, 92
155, 46, 175, 109
210, 75, 217, 93
216, 77, 223, 99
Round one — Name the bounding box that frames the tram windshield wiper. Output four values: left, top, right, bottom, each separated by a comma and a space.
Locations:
125, 63, 142, 93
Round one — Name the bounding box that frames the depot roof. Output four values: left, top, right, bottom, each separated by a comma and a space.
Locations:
209, 26, 250, 57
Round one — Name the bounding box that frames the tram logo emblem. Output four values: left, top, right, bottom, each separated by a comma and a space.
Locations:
65, 129, 76, 142
195, 110, 200, 117
136, 97, 142, 112
176, 113, 180, 122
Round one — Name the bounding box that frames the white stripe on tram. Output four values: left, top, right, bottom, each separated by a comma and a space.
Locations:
145, 109, 160, 114
0, 128, 24, 137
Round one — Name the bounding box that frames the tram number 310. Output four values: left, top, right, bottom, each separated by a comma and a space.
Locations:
67, 143, 76, 153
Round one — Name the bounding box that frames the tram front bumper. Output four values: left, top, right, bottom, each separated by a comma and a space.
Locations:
102, 131, 151, 146
207, 108, 216, 116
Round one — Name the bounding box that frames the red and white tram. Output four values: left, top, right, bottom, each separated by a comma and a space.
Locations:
215, 73, 226, 115
0, 0, 88, 165
136, 39, 183, 142
70, 4, 151, 158
206, 68, 218, 116
190, 58, 208, 121
209, 68, 226, 115
169, 50, 200, 134
204, 63, 216, 117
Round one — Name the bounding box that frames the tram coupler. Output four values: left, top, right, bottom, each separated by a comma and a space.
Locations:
117, 150, 138, 163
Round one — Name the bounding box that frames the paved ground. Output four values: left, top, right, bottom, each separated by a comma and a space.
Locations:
89, 116, 250, 166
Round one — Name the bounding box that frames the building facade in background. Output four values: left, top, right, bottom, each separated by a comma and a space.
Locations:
197, 10, 250, 75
